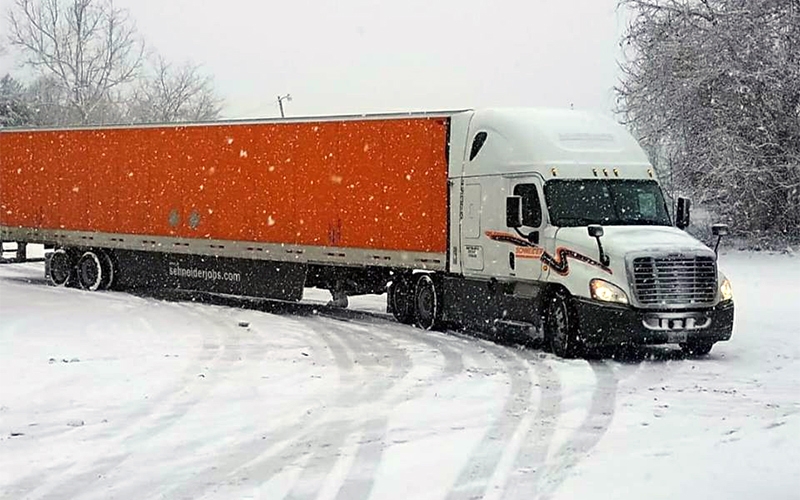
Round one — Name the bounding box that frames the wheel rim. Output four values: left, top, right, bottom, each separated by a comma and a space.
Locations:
49, 250, 71, 286
78, 252, 103, 291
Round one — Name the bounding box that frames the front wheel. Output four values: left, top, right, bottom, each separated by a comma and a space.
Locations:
545, 292, 581, 358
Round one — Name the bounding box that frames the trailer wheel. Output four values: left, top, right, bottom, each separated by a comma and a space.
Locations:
414, 274, 440, 330
48, 249, 73, 287
99, 250, 116, 290
389, 276, 415, 324
545, 292, 581, 358
77, 251, 104, 291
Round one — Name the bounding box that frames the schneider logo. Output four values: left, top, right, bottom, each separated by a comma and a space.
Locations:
168, 263, 241, 282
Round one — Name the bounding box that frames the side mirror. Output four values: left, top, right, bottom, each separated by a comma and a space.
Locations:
587, 224, 609, 266
712, 223, 728, 255
676, 197, 691, 230
587, 224, 604, 238
506, 196, 522, 228
712, 224, 729, 237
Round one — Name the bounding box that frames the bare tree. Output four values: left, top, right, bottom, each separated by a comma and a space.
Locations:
617, 0, 800, 242
126, 54, 223, 123
7, 0, 144, 125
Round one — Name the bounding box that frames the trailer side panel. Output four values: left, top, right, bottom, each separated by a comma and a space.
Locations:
1, 117, 449, 260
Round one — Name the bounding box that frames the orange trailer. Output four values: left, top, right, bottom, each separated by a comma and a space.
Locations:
1, 114, 452, 302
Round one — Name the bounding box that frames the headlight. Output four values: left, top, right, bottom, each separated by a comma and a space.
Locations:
720, 277, 733, 302
590, 279, 629, 304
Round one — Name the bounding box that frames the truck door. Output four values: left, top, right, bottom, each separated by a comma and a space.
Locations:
461, 183, 484, 271
507, 177, 546, 282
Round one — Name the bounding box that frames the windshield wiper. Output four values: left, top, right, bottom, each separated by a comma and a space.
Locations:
618, 218, 669, 226
555, 216, 604, 227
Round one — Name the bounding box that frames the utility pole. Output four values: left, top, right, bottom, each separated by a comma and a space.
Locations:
277, 94, 292, 118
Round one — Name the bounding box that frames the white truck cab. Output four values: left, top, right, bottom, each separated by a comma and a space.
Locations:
431, 108, 734, 356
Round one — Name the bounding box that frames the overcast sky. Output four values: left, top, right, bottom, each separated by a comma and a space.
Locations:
0, 0, 627, 119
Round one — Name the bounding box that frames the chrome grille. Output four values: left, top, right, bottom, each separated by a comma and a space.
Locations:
631, 255, 717, 306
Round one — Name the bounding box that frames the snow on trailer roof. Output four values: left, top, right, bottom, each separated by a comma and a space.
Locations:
0, 109, 472, 133
464, 108, 653, 178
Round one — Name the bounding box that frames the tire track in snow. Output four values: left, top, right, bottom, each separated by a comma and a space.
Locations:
91, 309, 342, 500
10, 301, 240, 500
227, 316, 419, 500
533, 360, 618, 500
492, 352, 563, 500
320, 318, 469, 500
90, 308, 346, 498
445, 342, 537, 500
153, 315, 383, 500
170, 314, 467, 500
281, 317, 466, 500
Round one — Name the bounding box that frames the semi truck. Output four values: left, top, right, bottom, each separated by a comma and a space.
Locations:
0, 108, 734, 357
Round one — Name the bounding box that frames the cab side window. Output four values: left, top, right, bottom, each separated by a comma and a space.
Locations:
513, 184, 542, 227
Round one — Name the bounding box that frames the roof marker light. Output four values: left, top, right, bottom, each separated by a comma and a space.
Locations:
603, 168, 609, 177
613, 168, 620, 177
593, 168, 599, 177
551, 167, 558, 177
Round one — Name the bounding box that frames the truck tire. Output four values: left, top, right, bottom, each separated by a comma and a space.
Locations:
47, 249, 73, 287
680, 341, 714, 356
77, 251, 104, 291
545, 292, 581, 358
99, 250, 116, 290
414, 274, 441, 330
389, 277, 415, 324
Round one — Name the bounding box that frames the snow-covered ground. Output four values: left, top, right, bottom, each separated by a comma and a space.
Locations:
1, 251, 798, 500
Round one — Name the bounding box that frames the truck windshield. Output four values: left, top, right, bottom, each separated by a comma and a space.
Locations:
544, 179, 671, 227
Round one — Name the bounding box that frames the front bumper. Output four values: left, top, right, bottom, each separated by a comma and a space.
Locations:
573, 298, 734, 347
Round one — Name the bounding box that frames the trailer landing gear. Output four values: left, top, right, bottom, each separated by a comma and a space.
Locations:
327, 289, 349, 309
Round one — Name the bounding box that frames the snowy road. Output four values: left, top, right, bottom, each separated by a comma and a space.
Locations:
1, 252, 799, 500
